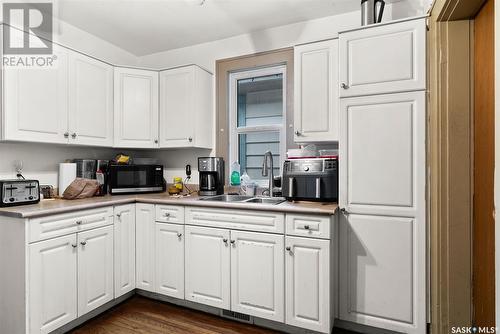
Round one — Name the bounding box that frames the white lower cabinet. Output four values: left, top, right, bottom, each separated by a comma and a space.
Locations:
156, 223, 185, 299
114, 204, 136, 297
230, 231, 284, 322
185, 225, 231, 309
285, 236, 331, 333
136, 203, 156, 292
77, 225, 114, 316
29, 234, 78, 334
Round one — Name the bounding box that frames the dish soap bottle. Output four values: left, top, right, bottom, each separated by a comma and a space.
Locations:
230, 161, 241, 186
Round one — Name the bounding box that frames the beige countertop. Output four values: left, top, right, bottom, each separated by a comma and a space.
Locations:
0, 192, 338, 218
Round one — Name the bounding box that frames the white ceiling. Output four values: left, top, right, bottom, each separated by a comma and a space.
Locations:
55, 0, 394, 57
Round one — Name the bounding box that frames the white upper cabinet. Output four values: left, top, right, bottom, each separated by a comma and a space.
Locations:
339, 18, 426, 97
114, 204, 136, 298
114, 67, 159, 148
159, 65, 213, 148
339, 91, 426, 217
230, 231, 284, 322
294, 39, 339, 142
3, 44, 69, 144
68, 52, 114, 146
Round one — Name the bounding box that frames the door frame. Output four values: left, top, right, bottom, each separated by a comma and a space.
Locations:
428, 0, 493, 332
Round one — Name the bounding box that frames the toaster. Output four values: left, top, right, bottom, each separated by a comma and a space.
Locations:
282, 158, 338, 202
0, 179, 40, 207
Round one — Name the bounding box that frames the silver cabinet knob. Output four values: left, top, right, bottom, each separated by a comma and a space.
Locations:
340, 207, 349, 215
223, 238, 228, 244
64, 132, 69, 138
71, 133, 77, 139
163, 212, 170, 217
188, 137, 193, 142
341, 83, 349, 90
71, 244, 77, 248
230, 240, 236, 245
177, 233, 182, 238
76, 220, 82, 225
286, 246, 292, 252
294, 130, 301, 136
116, 213, 121, 218
80, 241, 87, 246
154, 139, 158, 144
304, 225, 310, 230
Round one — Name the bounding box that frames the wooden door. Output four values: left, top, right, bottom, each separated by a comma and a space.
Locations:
3, 44, 69, 144
185, 225, 230, 309
159, 66, 195, 147
114, 67, 159, 148
339, 18, 426, 97
294, 39, 339, 142
68, 51, 114, 146
285, 236, 330, 333
77, 225, 114, 316
114, 204, 136, 298
136, 203, 156, 292
156, 223, 185, 299
230, 230, 284, 322
29, 234, 77, 334
473, 0, 495, 326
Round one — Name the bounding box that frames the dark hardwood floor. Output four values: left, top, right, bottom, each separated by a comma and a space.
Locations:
69, 296, 358, 334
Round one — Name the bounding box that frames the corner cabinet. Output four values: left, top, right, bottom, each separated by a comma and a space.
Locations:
294, 39, 339, 142
159, 65, 213, 148
114, 68, 159, 148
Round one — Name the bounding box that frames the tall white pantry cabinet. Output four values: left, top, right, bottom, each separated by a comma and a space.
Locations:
337, 17, 427, 334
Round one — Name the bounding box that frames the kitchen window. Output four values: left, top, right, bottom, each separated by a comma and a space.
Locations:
228, 65, 286, 185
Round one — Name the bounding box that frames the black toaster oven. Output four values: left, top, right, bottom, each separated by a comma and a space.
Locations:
282, 158, 338, 202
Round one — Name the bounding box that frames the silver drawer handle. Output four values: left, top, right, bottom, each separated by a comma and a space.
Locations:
76, 220, 83, 225
304, 225, 310, 230
164, 212, 171, 217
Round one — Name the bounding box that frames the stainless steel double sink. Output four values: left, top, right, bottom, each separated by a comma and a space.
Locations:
198, 194, 286, 205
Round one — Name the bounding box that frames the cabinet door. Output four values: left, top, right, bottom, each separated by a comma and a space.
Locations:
230, 231, 284, 322
159, 66, 195, 148
114, 204, 136, 298
285, 236, 330, 333
136, 203, 156, 292
156, 223, 184, 299
3, 45, 69, 144
294, 39, 339, 142
69, 51, 113, 146
339, 18, 426, 97
29, 234, 77, 334
185, 225, 230, 309
77, 225, 114, 316
114, 67, 159, 148
339, 91, 425, 217
339, 214, 426, 334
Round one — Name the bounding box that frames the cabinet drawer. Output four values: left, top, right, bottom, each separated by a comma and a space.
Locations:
155, 205, 185, 224
285, 214, 331, 239
186, 207, 284, 233
28, 207, 114, 243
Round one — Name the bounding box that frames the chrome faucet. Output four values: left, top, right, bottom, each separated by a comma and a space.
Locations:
261, 150, 274, 197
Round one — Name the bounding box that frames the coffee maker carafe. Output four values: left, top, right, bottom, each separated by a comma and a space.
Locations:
198, 157, 225, 196
361, 0, 385, 26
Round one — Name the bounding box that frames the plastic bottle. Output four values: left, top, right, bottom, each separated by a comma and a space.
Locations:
230, 161, 241, 186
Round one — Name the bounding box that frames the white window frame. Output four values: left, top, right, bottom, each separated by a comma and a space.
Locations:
228, 65, 287, 187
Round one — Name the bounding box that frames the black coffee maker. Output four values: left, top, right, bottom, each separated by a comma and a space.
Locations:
198, 157, 225, 196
